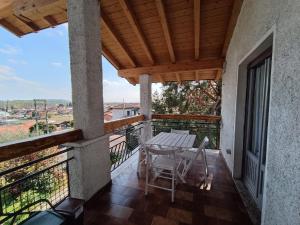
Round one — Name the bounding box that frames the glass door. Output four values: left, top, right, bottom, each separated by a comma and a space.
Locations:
243, 49, 272, 209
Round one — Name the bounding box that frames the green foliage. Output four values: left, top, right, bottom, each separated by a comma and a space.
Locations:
110, 152, 121, 165
152, 81, 221, 115
29, 122, 56, 134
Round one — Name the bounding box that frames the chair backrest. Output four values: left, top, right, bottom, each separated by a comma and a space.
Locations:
171, 129, 189, 135
193, 136, 209, 160
146, 145, 175, 157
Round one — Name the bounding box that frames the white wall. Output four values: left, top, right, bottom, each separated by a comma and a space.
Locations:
220, 0, 300, 224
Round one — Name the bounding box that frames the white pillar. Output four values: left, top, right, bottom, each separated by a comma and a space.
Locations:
68, 0, 104, 139
67, 0, 110, 200
140, 74, 152, 142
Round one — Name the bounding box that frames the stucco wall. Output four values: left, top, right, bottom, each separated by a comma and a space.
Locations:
220, 0, 300, 224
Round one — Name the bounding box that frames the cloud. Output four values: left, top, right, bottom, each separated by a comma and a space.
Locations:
8, 59, 28, 65
0, 44, 20, 55
0, 65, 71, 100
103, 79, 140, 102
51, 62, 63, 67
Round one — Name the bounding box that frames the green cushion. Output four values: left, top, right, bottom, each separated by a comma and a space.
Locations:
21, 211, 65, 225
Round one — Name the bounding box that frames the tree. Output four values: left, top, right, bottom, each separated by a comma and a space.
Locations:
152, 80, 221, 115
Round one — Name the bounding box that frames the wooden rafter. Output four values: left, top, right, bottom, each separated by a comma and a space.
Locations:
102, 45, 121, 70
0, 19, 23, 37
101, 12, 136, 68
215, 69, 222, 80
14, 14, 40, 32
119, 58, 224, 77
194, 0, 201, 60
155, 0, 175, 63
44, 15, 57, 27
222, 0, 244, 57
175, 73, 181, 84
118, 0, 154, 65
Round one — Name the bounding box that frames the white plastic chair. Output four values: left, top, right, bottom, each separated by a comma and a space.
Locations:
171, 129, 190, 135
145, 144, 177, 202
177, 136, 209, 183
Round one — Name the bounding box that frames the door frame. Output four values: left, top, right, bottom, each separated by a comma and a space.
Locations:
232, 26, 276, 209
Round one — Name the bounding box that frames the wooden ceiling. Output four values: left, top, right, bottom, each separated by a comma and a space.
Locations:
0, 0, 243, 85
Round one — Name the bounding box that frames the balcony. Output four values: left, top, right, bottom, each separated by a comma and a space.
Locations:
0, 115, 253, 225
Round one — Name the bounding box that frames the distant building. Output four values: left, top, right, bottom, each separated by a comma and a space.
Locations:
111, 103, 140, 120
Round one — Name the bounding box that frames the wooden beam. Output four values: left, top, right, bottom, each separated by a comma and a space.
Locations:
152, 114, 221, 122
102, 45, 121, 70
215, 69, 222, 80
44, 15, 57, 27
0, 129, 83, 162
118, 0, 154, 65
175, 73, 181, 84
158, 74, 165, 84
101, 12, 136, 68
104, 115, 145, 134
222, 0, 244, 57
14, 14, 40, 32
194, 0, 201, 60
155, 0, 175, 63
195, 71, 201, 80
118, 58, 224, 77
0, 19, 24, 36
127, 77, 137, 85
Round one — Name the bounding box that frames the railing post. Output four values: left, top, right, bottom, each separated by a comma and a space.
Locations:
140, 74, 152, 142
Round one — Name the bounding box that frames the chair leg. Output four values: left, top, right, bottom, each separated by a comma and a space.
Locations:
145, 161, 149, 196
171, 169, 175, 203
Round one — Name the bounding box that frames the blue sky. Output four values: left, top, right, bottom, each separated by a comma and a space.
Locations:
0, 23, 158, 102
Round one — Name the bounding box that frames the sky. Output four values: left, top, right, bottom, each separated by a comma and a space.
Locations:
0, 23, 161, 103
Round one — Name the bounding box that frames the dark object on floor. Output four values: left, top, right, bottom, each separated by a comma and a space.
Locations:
56, 197, 85, 225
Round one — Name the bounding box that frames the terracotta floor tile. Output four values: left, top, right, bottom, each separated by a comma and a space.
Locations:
176, 190, 193, 202
84, 151, 253, 225
104, 204, 133, 219
167, 208, 193, 224
151, 216, 179, 225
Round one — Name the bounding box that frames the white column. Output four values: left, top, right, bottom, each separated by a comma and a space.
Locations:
68, 0, 104, 139
140, 74, 152, 142
67, 0, 110, 200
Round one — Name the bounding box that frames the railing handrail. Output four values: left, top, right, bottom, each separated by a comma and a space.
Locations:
152, 114, 221, 122
104, 115, 145, 133
0, 129, 83, 162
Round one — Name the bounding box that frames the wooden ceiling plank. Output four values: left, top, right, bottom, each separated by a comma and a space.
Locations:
222, 0, 244, 57
0, 19, 24, 37
194, 0, 200, 60
118, 58, 224, 77
155, 0, 176, 63
101, 12, 136, 68
14, 14, 40, 32
196, 71, 200, 80
102, 45, 121, 70
118, 0, 154, 65
44, 15, 57, 27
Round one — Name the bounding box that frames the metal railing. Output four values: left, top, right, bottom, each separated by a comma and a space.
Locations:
151, 119, 220, 149
110, 123, 143, 171
0, 146, 74, 225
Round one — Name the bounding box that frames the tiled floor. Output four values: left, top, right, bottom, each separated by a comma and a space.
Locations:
84, 150, 253, 225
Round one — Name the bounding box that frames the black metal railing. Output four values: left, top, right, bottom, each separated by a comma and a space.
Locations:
151, 119, 220, 149
110, 123, 143, 171
0, 147, 74, 225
